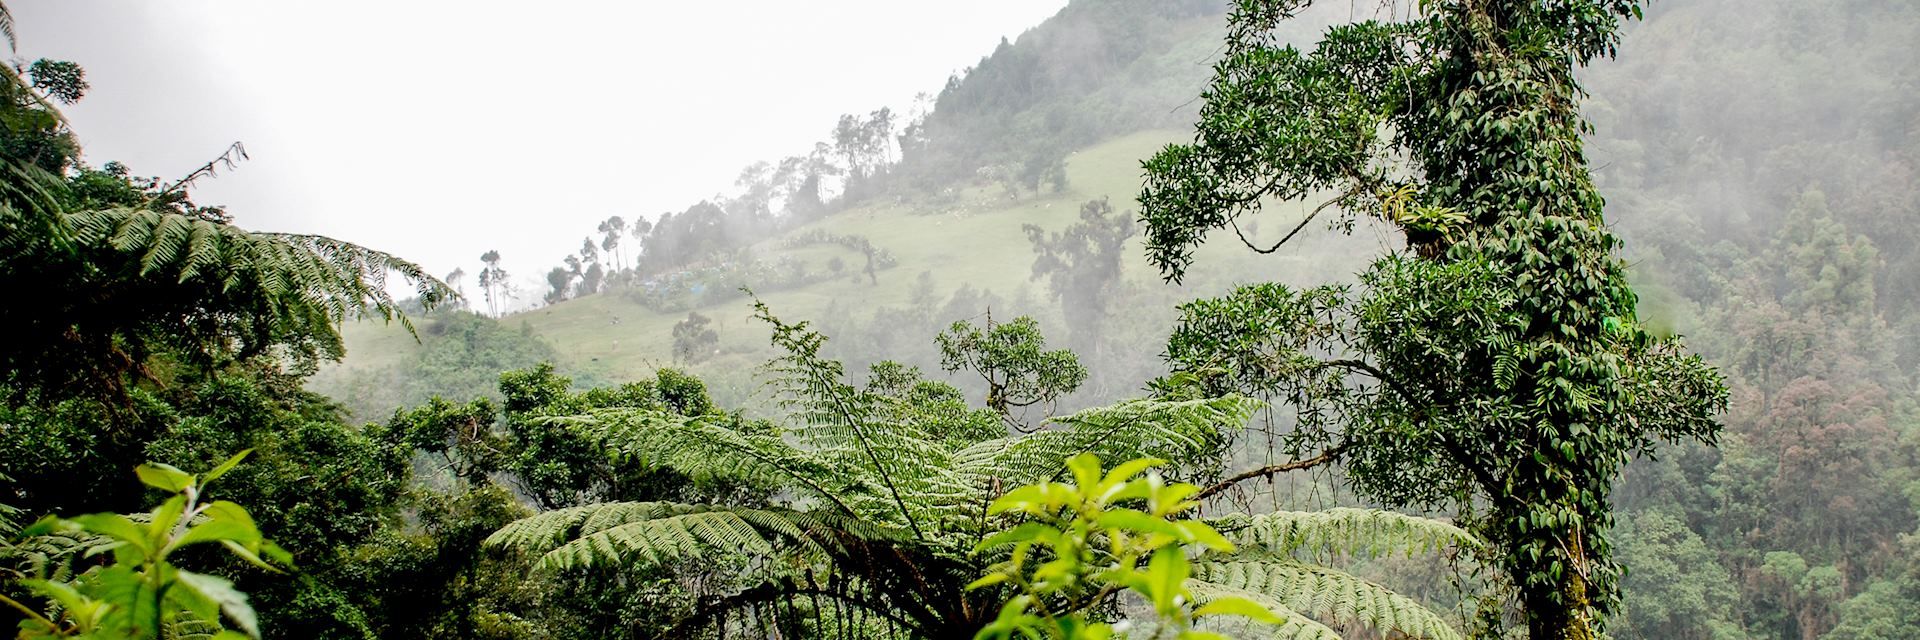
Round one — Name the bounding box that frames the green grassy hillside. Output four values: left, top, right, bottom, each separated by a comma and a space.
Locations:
310, 130, 1381, 415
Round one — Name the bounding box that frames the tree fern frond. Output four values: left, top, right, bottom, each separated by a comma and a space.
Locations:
137, 211, 194, 275
163, 613, 224, 640
958, 395, 1256, 487
1212, 508, 1481, 558
557, 410, 874, 518
1193, 559, 1464, 640
67, 208, 455, 342
487, 501, 881, 573
0, 528, 105, 582
750, 298, 946, 540
1184, 579, 1344, 640
0, 1, 15, 53
174, 219, 221, 283
0, 160, 69, 249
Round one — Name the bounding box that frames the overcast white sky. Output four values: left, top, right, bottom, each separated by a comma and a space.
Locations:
14, 1, 1068, 294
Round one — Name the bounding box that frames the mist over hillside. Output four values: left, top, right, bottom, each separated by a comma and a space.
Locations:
317, 2, 1920, 637
5, 0, 1916, 638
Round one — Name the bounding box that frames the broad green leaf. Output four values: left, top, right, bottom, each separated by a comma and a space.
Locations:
21, 579, 89, 620
175, 570, 260, 638
174, 519, 258, 551
220, 540, 287, 573
1174, 520, 1234, 552
69, 513, 151, 556
1147, 546, 1191, 614
1110, 479, 1152, 503
18, 514, 63, 537
201, 449, 254, 486
966, 573, 1010, 590
975, 522, 1060, 553
135, 462, 194, 493
148, 494, 189, 548
258, 540, 293, 566
1150, 483, 1201, 517
988, 482, 1073, 515
166, 573, 225, 634
1067, 453, 1103, 492
1095, 509, 1180, 538
1098, 457, 1166, 496
1192, 595, 1281, 623
1033, 558, 1079, 588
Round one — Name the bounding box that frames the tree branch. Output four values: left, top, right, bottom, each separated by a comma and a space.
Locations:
1196, 444, 1347, 501
157, 141, 248, 196
1230, 184, 1358, 254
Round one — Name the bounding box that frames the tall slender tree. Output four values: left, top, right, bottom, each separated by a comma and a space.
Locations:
597, 215, 627, 271
478, 250, 509, 317
1139, 1, 1727, 637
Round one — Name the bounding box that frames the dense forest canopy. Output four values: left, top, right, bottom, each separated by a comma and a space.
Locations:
3, 0, 1917, 639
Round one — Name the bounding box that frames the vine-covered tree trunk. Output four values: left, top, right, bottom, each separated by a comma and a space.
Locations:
1137, 1, 1729, 636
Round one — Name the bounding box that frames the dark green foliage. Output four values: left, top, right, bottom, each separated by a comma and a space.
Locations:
672, 312, 719, 364
24, 60, 84, 106
0, 49, 460, 639
1608, 511, 1740, 639
329, 485, 545, 640
485, 301, 1255, 638
321, 311, 562, 422
937, 315, 1088, 426
375, 363, 777, 638
1607, 181, 1918, 638
8, 452, 289, 639
412, 314, 560, 400
0, 368, 416, 638
1140, 1, 1730, 636
0, 59, 80, 178
1825, 533, 1920, 640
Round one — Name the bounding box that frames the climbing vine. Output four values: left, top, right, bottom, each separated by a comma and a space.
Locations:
1139, 1, 1728, 637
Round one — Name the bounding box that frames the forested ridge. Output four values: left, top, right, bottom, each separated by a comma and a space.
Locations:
2, 0, 1916, 638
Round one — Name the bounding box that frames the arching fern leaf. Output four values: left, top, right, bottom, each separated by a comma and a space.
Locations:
1213, 507, 1481, 558
1193, 559, 1464, 640
1184, 579, 1344, 640
1, 205, 454, 397
71, 208, 452, 333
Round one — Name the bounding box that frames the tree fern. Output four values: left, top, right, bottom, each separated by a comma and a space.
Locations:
71, 208, 452, 334
752, 298, 946, 540
485, 300, 1482, 640
956, 395, 1255, 488
1180, 508, 1481, 640
546, 410, 878, 519
2, 202, 454, 397
1193, 559, 1464, 640
493, 502, 795, 571
485, 301, 1264, 637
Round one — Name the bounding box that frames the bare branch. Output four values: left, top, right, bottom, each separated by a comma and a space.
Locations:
1230, 185, 1357, 254
158, 141, 249, 196
1196, 444, 1347, 501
